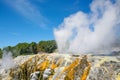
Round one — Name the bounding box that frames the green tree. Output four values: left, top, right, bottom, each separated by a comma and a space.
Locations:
3, 46, 13, 52
29, 42, 38, 54
3, 46, 20, 57
1, 40, 57, 57
0, 48, 3, 58
38, 40, 57, 53
15, 42, 31, 55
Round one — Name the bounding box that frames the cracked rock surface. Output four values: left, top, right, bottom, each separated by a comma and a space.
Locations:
0, 53, 120, 80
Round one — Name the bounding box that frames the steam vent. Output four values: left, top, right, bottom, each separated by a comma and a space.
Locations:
0, 53, 120, 80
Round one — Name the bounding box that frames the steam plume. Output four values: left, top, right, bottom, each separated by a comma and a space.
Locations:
1, 51, 15, 70
54, 0, 120, 53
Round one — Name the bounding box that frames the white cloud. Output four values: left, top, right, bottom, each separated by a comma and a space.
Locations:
5, 0, 48, 27
11, 32, 20, 36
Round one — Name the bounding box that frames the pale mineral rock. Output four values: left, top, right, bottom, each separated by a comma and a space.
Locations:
30, 71, 40, 80
0, 53, 119, 80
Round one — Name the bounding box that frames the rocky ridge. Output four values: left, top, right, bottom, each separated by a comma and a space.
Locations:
0, 53, 120, 80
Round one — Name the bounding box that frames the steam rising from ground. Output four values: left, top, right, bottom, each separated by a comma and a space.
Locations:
1, 51, 15, 70
54, 0, 120, 53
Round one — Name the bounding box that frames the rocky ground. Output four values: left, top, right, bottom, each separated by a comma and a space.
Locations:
0, 53, 120, 80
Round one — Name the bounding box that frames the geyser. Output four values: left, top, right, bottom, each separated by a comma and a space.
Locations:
54, 0, 120, 53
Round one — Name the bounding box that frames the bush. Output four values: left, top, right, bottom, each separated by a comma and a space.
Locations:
1, 40, 57, 57
0, 48, 3, 58
38, 40, 57, 53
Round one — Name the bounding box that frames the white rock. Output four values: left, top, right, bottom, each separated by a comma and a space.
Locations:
30, 71, 40, 80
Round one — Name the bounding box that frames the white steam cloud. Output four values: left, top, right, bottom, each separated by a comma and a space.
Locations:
1, 51, 15, 70
54, 0, 120, 53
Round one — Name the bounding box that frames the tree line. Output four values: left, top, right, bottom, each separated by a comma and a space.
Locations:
0, 40, 57, 58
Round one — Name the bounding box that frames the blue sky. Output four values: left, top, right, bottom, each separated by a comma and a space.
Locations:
0, 0, 92, 48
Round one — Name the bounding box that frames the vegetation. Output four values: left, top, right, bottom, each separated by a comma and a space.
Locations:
38, 40, 57, 53
0, 40, 57, 58
0, 48, 3, 58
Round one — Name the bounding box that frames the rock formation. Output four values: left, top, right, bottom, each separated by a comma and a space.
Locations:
0, 53, 120, 80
